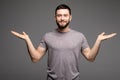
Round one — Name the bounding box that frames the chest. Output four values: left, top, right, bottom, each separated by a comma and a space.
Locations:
45, 34, 83, 50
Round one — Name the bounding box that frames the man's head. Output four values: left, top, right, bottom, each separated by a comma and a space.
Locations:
55, 4, 72, 30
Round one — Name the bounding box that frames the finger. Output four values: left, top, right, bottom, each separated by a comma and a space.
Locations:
11, 31, 23, 38
22, 31, 27, 35
11, 30, 16, 34
106, 33, 117, 38
111, 33, 117, 36
100, 32, 105, 35
109, 33, 117, 37
11, 31, 20, 36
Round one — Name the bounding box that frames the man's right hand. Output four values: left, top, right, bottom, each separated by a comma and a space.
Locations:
11, 31, 29, 40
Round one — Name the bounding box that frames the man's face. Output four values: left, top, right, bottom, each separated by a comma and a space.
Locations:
55, 9, 72, 30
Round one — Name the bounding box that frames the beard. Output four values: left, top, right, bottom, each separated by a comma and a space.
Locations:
56, 20, 70, 30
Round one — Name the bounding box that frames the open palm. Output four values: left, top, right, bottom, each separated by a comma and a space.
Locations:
11, 31, 29, 40
98, 32, 117, 41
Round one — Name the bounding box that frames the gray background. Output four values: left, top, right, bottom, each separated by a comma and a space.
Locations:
0, 0, 120, 80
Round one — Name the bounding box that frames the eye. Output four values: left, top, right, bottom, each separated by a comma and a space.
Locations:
56, 14, 61, 17
64, 14, 68, 17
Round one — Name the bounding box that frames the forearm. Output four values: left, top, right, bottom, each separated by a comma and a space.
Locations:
89, 38, 102, 61
82, 32, 116, 62
25, 37, 41, 62
11, 31, 45, 62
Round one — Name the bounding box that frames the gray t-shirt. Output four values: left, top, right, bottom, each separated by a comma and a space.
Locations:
39, 29, 89, 80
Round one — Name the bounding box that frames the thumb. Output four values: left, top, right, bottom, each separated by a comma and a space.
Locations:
101, 32, 105, 35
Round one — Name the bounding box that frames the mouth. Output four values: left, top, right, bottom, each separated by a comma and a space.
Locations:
60, 21, 67, 24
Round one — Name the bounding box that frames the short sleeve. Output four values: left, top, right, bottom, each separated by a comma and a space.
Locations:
39, 35, 47, 49
81, 34, 89, 50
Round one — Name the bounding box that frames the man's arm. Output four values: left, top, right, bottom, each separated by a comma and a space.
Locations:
11, 31, 46, 63
82, 32, 117, 62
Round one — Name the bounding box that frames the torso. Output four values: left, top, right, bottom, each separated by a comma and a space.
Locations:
42, 29, 89, 80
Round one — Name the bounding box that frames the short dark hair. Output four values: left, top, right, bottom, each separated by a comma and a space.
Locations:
55, 4, 71, 15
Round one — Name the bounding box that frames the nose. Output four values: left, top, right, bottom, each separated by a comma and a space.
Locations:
61, 15, 64, 20
61, 17, 63, 20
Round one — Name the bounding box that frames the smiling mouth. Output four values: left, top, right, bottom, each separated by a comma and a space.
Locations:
60, 22, 66, 26
60, 21, 67, 24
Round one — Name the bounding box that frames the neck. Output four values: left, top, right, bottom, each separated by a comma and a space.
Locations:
57, 26, 70, 33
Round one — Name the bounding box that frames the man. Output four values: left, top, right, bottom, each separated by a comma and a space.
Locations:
11, 4, 116, 80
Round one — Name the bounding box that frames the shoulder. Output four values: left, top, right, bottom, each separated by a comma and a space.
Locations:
71, 29, 85, 37
70, 29, 88, 41
43, 30, 57, 38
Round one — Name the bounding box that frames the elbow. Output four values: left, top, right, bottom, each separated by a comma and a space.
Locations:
32, 59, 39, 63
87, 58, 95, 62
86, 56, 96, 62
30, 54, 42, 63
31, 57, 40, 63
